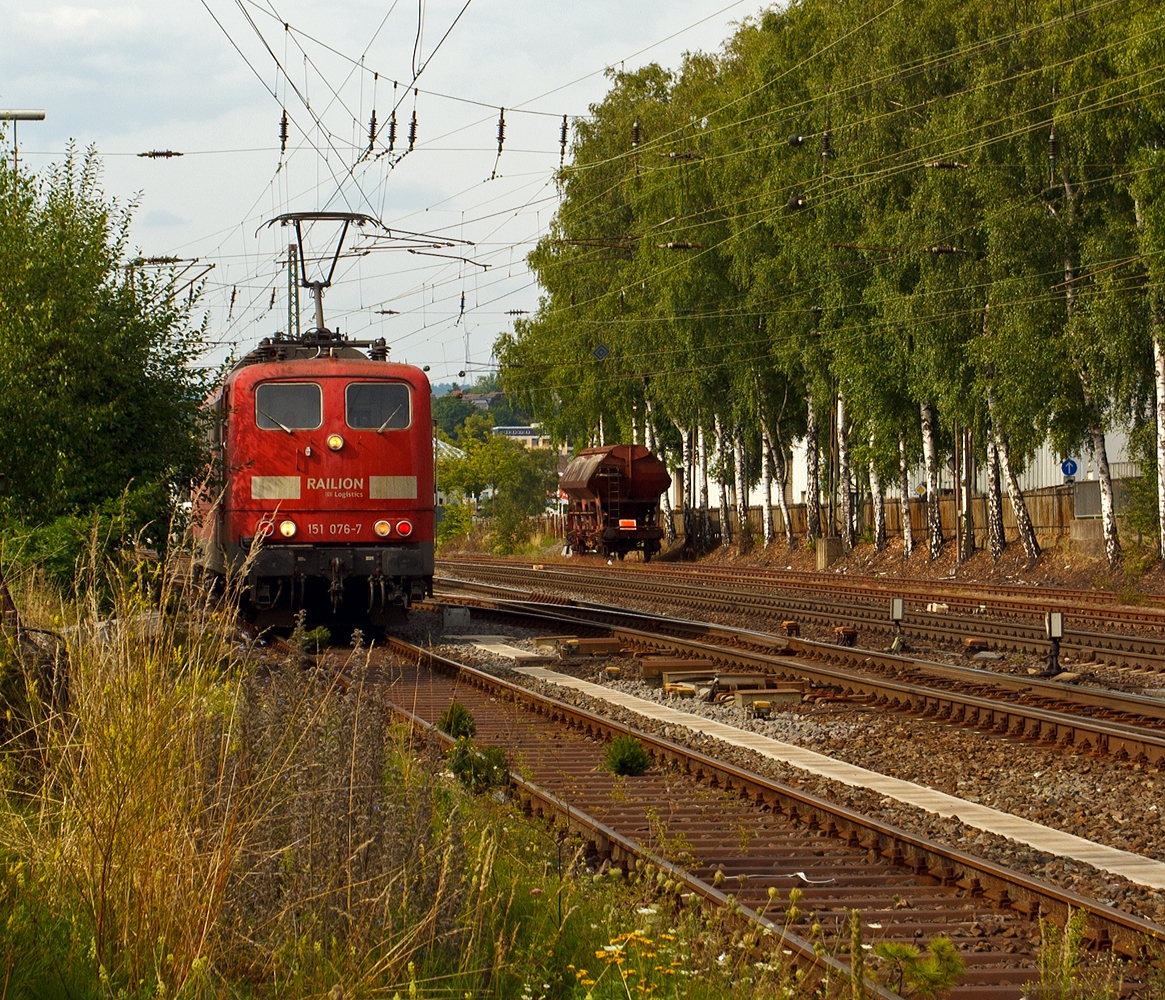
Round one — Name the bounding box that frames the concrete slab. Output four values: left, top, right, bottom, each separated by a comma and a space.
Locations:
446, 636, 557, 665
513, 665, 1165, 890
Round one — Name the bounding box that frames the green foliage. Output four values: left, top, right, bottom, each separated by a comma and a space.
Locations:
1028, 910, 1122, 1000
447, 736, 508, 794
306, 626, 331, 654
3, 480, 173, 588
495, 0, 1165, 560
436, 500, 475, 549
439, 429, 557, 554
603, 734, 652, 776
0, 145, 210, 525
873, 936, 964, 999
437, 700, 477, 739
432, 392, 479, 439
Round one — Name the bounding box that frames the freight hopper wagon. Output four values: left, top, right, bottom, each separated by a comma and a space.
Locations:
194, 334, 435, 630
561, 445, 671, 562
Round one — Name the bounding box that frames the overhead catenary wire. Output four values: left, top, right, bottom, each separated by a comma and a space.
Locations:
184, 0, 1155, 372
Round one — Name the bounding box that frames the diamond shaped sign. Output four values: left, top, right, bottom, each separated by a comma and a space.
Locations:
592, 343, 610, 361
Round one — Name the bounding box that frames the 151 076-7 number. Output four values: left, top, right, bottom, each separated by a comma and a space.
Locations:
307, 523, 364, 536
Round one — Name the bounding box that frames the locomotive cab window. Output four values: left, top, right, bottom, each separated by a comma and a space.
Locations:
255, 382, 322, 431
346, 382, 411, 430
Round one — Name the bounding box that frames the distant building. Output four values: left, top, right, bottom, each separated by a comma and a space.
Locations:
492, 423, 571, 457
463, 391, 504, 410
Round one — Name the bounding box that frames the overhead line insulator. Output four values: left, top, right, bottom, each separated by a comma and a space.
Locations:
631, 118, 641, 148
280, 109, 289, 154
367, 109, 378, 152
496, 108, 506, 156
560, 114, 569, 167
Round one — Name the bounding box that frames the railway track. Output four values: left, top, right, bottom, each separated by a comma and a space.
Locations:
436, 558, 1165, 674
429, 580, 1165, 767
384, 637, 1165, 998
443, 556, 1165, 625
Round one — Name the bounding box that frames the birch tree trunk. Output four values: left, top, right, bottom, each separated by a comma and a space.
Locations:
772, 428, 795, 548
919, 402, 944, 559
733, 423, 751, 551
1138, 200, 1165, 563
869, 431, 886, 552
1153, 294, 1165, 562
993, 422, 1041, 563
1089, 423, 1120, 567
986, 436, 1007, 560
1063, 238, 1121, 568
837, 392, 854, 551
805, 396, 822, 542
675, 422, 692, 544
697, 424, 710, 549
649, 427, 678, 545
760, 427, 774, 547
898, 432, 914, 559
714, 414, 731, 547
960, 431, 975, 563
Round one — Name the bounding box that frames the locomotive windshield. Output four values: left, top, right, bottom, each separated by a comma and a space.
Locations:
346, 382, 410, 430
255, 382, 322, 430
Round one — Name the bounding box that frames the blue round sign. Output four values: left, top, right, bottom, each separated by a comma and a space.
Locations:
1061, 458, 1078, 477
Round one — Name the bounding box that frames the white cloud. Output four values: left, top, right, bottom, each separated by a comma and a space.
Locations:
143, 208, 188, 227
18, 5, 145, 37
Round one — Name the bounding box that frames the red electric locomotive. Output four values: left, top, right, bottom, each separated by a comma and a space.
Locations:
194, 213, 436, 629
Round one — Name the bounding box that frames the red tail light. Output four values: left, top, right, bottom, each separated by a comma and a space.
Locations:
396, 519, 413, 537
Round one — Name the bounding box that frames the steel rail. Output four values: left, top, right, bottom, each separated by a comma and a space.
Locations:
437, 560, 1165, 671
442, 555, 1165, 619
385, 697, 885, 997
433, 578, 1165, 760
385, 636, 1165, 965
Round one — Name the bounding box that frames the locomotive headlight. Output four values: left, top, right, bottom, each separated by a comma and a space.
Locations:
374, 519, 392, 537
327, 434, 344, 451
278, 519, 297, 538
395, 519, 413, 537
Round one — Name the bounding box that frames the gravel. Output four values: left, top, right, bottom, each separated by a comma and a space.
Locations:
390, 607, 1165, 926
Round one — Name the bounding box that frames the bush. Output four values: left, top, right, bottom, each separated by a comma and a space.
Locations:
438, 700, 477, 739
447, 737, 508, 794
604, 734, 652, 776
306, 625, 331, 654
436, 500, 474, 549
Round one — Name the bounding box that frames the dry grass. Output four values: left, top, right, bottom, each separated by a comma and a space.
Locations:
0, 542, 518, 998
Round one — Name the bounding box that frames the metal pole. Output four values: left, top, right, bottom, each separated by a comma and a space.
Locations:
1, 111, 46, 177
286, 243, 295, 341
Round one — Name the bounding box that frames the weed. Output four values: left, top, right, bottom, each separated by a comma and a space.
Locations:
448, 736, 509, 793
644, 806, 697, 869
306, 625, 331, 653
872, 936, 963, 998
1024, 909, 1123, 1000
438, 699, 477, 739
603, 734, 652, 776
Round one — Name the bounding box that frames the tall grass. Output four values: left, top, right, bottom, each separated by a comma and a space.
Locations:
0, 544, 513, 998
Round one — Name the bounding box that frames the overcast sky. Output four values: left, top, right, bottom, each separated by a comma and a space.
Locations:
0, 1, 758, 380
